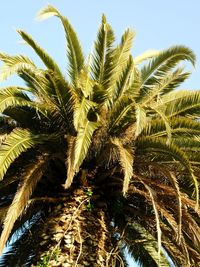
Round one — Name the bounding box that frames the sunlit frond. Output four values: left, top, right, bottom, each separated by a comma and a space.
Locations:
0, 128, 57, 180
37, 5, 84, 86
112, 138, 133, 195
17, 30, 62, 76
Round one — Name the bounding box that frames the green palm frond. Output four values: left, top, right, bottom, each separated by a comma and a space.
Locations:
64, 121, 99, 188
144, 117, 200, 138
141, 45, 195, 87
149, 107, 172, 144
135, 104, 147, 138
139, 68, 190, 104
134, 50, 160, 65
37, 5, 84, 86
0, 52, 36, 81
106, 29, 135, 105
109, 96, 133, 135
158, 90, 200, 118
112, 55, 134, 102
73, 98, 96, 131
0, 128, 57, 180
112, 138, 133, 195
0, 87, 53, 121
0, 154, 49, 254
17, 30, 62, 76
91, 14, 115, 85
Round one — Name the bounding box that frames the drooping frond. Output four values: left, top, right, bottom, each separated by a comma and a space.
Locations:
91, 14, 115, 84
37, 5, 84, 86
17, 30, 62, 76
134, 50, 160, 65
124, 222, 170, 267
157, 90, 200, 118
0, 154, 49, 254
140, 68, 191, 104
134, 104, 147, 138
0, 52, 36, 81
111, 138, 133, 195
0, 128, 57, 180
64, 121, 99, 188
144, 117, 200, 138
141, 45, 196, 86
137, 136, 199, 208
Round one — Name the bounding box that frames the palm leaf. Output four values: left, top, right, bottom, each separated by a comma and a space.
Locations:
135, 104, 147, 138
0, 155, 48, 254
17, 30, 62, 76
141, 45, 195, 86
0, 128, 57, 180
125, 222, 170, 267
37, 5, 84, 86
112, 138, 134, 195
91, 14, 115, 85
137, 136, 199, 209
158, 90, 200, 118
0, 52, 36, 81
64, 121, 99, 188
134, 50, 160, 65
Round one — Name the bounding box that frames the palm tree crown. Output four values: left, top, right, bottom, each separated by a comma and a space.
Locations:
0, 5, 200, 267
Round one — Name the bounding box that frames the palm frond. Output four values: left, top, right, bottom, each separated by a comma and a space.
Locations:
137, 137, 199, 209
112, 138, 133, 195
0, 128, 57, 180
124, 222, 170, 267
135, 105, 147, 138
143, 117, 200, 138
0, 155, 48, 254
0, 52, 36, 81
91, 14, 115, 85
157, 90, 200, 118
73, 98, 96, 131
17, 30, 62, 76
140, 68, 190, 104
64, 121, 99, 188
37, 5, 84, 86
112, 55, 134, 102
141, 45, 195, 86
109, 96, 133, 135
106, 29, 135, 105
134, 50, 160, 65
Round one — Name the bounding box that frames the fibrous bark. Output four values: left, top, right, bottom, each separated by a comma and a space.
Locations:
32, 188, 121, 267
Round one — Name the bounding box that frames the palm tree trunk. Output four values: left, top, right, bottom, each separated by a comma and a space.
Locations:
32, 188, 120, 266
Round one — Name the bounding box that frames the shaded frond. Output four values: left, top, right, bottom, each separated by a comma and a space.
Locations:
137, 136, 199, 208
0, 155, 48, 254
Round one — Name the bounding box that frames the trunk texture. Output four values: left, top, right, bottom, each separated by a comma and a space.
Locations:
32, 188, 121, 266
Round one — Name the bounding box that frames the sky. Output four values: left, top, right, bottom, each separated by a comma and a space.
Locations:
0, 0, 199, 266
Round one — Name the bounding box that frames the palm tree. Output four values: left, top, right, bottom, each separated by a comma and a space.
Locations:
0, 5, 200, 267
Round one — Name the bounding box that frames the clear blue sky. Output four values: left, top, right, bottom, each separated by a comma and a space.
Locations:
0, 1, 199, 266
